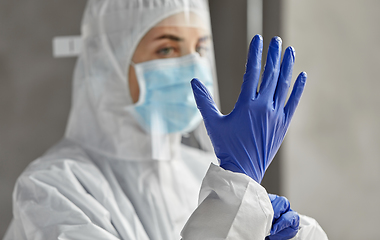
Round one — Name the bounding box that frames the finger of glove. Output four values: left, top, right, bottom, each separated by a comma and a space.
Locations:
268, 193, 277, 202
267, 226, 299, 240
191, 78, 220, 123
271, 195, 290, 220
270, 210, 300, 235
259, 37, 282, 98
274, 46, 295, 110
284, 72, 307, 122
237, 34, 263, 104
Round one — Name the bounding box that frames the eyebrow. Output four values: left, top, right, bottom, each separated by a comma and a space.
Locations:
154, 34, 211, 42
155, 34, 184, 41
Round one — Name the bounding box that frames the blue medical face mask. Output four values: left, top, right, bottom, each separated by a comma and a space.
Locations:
132, 53, 214, 134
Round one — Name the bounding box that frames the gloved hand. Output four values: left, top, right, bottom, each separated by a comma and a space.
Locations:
266, 194, 300, 240
191, 34, 307, 183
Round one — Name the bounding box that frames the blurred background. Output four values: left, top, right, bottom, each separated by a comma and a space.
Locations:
1, 0, 379, 239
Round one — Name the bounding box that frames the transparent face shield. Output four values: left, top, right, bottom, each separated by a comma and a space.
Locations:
129, 11, 218, 158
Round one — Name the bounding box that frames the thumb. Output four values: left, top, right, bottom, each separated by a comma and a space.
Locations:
191, 78, 220, 122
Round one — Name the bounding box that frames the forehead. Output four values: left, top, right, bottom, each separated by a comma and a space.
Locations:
143, 25, 209, 41
155, 11, 210, 30
137, 12, 211, 46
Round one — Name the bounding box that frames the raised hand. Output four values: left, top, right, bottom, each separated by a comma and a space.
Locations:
191, 34, 307, 183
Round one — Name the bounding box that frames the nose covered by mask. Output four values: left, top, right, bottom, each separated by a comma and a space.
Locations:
132, 53, 214, 134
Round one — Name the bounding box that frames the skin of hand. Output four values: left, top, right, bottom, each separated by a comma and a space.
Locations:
191, 34, 307, 183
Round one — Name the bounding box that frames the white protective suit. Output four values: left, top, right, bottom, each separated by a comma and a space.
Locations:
4, 0, 328, 239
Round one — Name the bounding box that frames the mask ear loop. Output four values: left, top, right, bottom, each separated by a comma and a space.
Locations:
130, 61, 146, 107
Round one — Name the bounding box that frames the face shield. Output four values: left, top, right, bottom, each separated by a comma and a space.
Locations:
66, 0, 218, 161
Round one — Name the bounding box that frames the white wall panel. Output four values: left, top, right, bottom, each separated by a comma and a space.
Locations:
283, 1, 380, 239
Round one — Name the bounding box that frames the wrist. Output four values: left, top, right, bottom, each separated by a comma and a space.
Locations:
220, 161, 261, 183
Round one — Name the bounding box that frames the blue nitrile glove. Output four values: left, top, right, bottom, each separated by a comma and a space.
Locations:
266, 194, 300, 240
191, 34, 307, 183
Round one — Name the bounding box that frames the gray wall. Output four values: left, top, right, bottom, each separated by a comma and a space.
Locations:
282, 0, 380, 239
0, 1, 87, 237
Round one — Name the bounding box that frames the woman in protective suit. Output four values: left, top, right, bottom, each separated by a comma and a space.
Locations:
4, 0, 327, 239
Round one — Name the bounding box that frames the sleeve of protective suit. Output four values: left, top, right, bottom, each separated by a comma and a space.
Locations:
5, 157, 149, 240
181, 164, 328, 240
290, 215, 329, 240
181, 163, 274, 240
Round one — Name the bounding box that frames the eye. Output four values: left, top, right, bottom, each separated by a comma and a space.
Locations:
156, 47, 175, 57
196, 45, 209, 57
